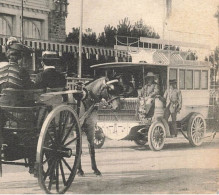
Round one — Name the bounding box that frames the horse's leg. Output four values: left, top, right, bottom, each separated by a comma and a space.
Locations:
84, 112, 101, 176
77, 129, 84, 176
77, 158, 85, 176
85, 130, 101, 176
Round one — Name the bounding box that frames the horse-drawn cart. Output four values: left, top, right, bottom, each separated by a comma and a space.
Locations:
0, 88, 83, 194
0, 76, 120, 193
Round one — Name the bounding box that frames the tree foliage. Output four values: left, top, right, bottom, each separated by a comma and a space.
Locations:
98, 25, 117, 47
66, 17, 160, 47
66, 27, 79, 44
117, 17, 132, 36
66, 27, 97, 45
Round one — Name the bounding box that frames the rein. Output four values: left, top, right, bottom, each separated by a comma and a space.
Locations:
79, 77, 120, 125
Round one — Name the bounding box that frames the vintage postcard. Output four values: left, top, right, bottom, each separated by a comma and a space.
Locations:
0, 0, 218, 194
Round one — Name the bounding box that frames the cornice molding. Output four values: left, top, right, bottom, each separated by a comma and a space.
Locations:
0, 2, 50, 14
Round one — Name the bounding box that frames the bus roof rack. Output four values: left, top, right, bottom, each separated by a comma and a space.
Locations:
140, 37, 210, 50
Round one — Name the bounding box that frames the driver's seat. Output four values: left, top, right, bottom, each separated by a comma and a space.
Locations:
0, 88, 46, 107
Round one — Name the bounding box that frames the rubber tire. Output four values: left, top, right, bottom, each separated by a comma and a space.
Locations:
187, 113, 206, 147
148, 121, 166, 151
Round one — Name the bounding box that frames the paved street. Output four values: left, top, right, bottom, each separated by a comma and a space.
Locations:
0, 132, 219, 194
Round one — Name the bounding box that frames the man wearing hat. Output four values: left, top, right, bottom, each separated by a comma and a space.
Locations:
0, 41, 33, 91
34, 51, 66, 89
139, 72, 160, 117
0, 40, 33, 161
163, 79, 182, 137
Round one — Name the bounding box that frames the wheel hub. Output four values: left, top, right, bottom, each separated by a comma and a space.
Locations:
57, 148, 72, 158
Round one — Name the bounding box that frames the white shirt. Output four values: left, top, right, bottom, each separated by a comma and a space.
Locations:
44, 66, 55, 70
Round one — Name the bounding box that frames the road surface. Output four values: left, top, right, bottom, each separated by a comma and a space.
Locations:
0, 133, 219, 194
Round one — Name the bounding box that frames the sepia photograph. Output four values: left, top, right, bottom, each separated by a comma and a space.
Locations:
0, 0, 219, 194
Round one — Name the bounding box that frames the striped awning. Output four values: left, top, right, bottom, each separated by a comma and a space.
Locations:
153, 51, 169, 65
170, 53, 184, 63
129, 49, 169, 65
0, 37, 127, 58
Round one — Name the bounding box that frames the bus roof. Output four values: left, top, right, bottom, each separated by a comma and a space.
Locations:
90, 62, 168, 69
90, 61, 210, 69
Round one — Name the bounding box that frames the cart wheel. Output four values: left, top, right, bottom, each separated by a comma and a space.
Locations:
0, 146, 2, 177
134, 138, 147, 146
187, 113, 206, 147
148, 121, 166, 151
36, 105, 81, 194
94, 126, 105, 149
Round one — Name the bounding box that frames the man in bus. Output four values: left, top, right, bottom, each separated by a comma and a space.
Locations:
139, 72, 160, 116
118, 74, 138, 97
163, 79, 182, 137
34, 51, 66, 89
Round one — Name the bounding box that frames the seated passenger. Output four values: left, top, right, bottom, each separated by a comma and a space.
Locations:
138, 72, 160, 118
118, 75, 138, 97
34, 51, 66, 89
0, 41, 34, 101
0, 40, 33, 162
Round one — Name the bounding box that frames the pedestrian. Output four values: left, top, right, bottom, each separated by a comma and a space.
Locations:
163, 79, 182, 137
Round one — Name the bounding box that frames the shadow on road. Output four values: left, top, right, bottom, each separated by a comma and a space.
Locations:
102, 141, 219, 152
70, 168, 219, 194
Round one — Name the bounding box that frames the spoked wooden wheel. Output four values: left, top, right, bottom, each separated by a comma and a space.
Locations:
94, 126, 105, 149
36, 105, 82, 194
148, 121, 166, 151
187, 113, 206, 147
0, 146, 2, 177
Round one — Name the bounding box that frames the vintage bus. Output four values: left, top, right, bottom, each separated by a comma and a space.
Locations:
91, 38, 214, 151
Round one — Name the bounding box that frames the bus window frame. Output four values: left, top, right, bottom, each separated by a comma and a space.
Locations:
169, 68, 178, 81
194, 70, 201, 90
201, 70, 208, 90
179, 69, 186, 90
185, 69, 193, 90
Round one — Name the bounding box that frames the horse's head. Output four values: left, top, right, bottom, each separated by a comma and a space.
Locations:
85, 77, 122, 110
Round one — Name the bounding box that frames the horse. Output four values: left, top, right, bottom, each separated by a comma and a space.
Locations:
77, 77, 120, 176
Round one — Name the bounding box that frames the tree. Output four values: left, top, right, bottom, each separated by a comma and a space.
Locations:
131, 19, 160, 38
66, 18, 160, 47
83, 30, 97, 45
66, 27, 80, 44
117, 17, 132, 36
98, 25, 117, 47
66, 28, 98, 45
97, 18, 160, 47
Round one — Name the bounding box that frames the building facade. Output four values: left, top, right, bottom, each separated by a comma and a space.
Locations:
0, 0, 68, 42
0, 0, 127, 76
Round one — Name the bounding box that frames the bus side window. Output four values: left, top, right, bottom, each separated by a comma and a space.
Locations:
186, 70, 193, 89
201, 70, 208, 89
194, 70, 201, 89
179, 70, 185, 89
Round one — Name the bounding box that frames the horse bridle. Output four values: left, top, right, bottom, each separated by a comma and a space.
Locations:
87, 79, 120, 106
